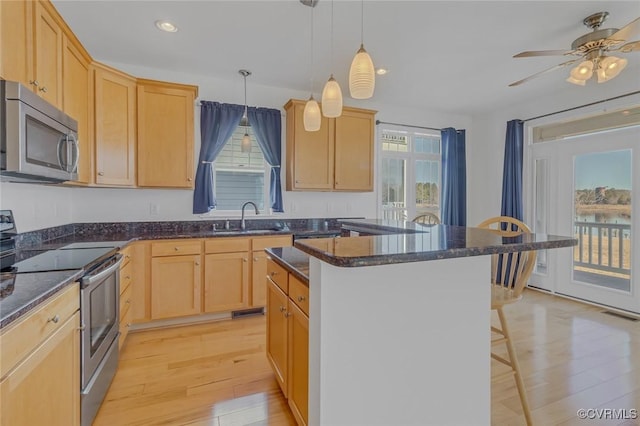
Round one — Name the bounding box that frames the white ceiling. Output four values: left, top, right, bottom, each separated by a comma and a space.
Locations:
52, 0, 640, 115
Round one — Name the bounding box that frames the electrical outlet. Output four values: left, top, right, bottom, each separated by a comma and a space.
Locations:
149, 203, 159, 216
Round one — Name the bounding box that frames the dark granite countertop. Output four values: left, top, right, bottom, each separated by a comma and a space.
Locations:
295, 222, 577, 267
0, 270, 83, 329
339, 219, 430, 235
265, 247, 310, 284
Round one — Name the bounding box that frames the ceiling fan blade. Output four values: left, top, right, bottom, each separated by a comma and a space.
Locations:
509, 59, 580, 87
513, 50, 575, 58
607, 17, 640, 43
617, 40, 640, 53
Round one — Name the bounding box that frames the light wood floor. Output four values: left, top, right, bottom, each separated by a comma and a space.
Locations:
94, 290, 640, 425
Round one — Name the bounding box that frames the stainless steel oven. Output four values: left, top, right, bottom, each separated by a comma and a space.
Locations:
80, 254, 122, 426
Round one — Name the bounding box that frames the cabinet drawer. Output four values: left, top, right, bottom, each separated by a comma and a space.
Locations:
120, 261, 133, 295
289, 275, 309, 316
205, 237, 250, 254
151, 240, 202, 257
120, 281, 132, 322
267, 259, 288, 293
252, 235, 292, 251
0, 284, 79, 379
120, 246, 132, 268
119, 307, 132, 350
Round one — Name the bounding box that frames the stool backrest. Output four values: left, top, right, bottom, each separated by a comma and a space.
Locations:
477, 216, 537, 297
412, 213, 441, 225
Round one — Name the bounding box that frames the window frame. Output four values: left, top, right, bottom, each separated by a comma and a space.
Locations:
377, 125, 441, 221
209, 126, 271, 214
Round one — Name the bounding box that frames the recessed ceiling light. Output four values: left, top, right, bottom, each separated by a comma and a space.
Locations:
376, 68, 388, 75
155, 20, 178, 33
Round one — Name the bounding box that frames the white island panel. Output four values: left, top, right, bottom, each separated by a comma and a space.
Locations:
308, 255, 491, 426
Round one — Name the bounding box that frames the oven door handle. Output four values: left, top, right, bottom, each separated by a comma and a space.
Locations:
81, 255, 123, 289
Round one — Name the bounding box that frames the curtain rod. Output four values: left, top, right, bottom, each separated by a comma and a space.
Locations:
523, 90, 640, 122
375, 120, 442, 132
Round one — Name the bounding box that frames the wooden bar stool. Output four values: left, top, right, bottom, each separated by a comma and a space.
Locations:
477, 216, 537, 426
412, 212, 440, 225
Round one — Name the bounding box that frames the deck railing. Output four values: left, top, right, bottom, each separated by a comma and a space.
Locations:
574, 221, 631, 276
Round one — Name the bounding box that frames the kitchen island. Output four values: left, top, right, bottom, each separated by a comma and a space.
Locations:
291, 221, 576, 426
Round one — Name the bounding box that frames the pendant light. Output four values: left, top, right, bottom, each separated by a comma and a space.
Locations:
321, 0, 343, 118
303, 0, 321, 131
239, 69, 252, 152
349, 0, 375, 99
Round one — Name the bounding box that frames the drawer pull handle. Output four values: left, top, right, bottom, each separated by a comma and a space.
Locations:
187, 177, 192, 181
175, 247, 179, 251
98, 172, 104, 176
126, 323, 131, 327
30, 80, 39, 86
125, 275, 131, 279
195, 261, 200, 266
243, 258, 248, 262
297, 296, 306, 302
39, 86, 48, 93
270, 271, 278, 276
285, 312, 291, 317
126, 299, 131, 304
279, 306, 286, 312
48, 315, 60, 324
254, 257, 259, 261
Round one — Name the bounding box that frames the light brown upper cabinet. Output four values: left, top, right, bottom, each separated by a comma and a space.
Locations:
0, 0, 33, 87
284, 99, 376, 192
62, 35, 92, 184
93, 63, 137, 186
137, 80, 198, 188
33, 1, 63, 108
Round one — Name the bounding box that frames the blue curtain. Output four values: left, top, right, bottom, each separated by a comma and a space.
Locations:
248, 107, 284, 212
440, 128, 466, 226
192, 102, 243, 214
500, 120, 524, 222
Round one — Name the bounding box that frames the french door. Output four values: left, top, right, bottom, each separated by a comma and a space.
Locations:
529, 125, 639, 313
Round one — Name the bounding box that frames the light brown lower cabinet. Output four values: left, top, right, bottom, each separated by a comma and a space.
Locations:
0, 285, 80, 426
266, 259, 309, 426
204, 252, 249, 312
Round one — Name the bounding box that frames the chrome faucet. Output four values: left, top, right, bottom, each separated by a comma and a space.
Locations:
241, 201, 259, 230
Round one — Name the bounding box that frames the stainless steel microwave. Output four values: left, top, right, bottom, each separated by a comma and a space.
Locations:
1, 80, 78, 182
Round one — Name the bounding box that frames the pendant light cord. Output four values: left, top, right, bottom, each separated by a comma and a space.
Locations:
360, 0, 364, 44
310, 5, 314, 94
331, 0, 334, 73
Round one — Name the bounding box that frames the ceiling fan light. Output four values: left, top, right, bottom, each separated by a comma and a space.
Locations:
569, 61, 593, 81
303, 95, 321, 132
566, 75, 587, 86
241, 132, 251, 153
349, 44, 375, 99
598, 56, 628, 82
321, 75, 343, 118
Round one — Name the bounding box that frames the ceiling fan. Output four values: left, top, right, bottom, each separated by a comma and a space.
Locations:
509, 12, 640, 87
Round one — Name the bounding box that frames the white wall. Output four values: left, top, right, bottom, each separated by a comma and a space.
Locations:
1, 60, 471, 230
0, 182, 74, 232
467, 76, 640, 227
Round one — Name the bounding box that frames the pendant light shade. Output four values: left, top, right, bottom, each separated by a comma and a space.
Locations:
350, 0, 375, 99
303, 95, 321, 132
322, 74, 343, 118
241, 132, 251, 153
349, 44, 375, 99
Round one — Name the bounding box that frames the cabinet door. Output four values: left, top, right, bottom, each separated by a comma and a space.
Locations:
137, 81, 196, 188
288, 301, 309, 426
62, 36, 92, 184
334, 109, 374, 191
33, 1, 62, 108
0, 312, 80, 426
251, 250, 268, 307
267, 278, 288, 396
203, 252, 249, 313
0, 0, 33, 87
151, 255, 202, 319
94, 65, 136, 186
285, 100, 334, 190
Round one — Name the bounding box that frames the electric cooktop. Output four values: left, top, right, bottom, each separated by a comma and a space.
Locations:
8, 247, 116, 274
